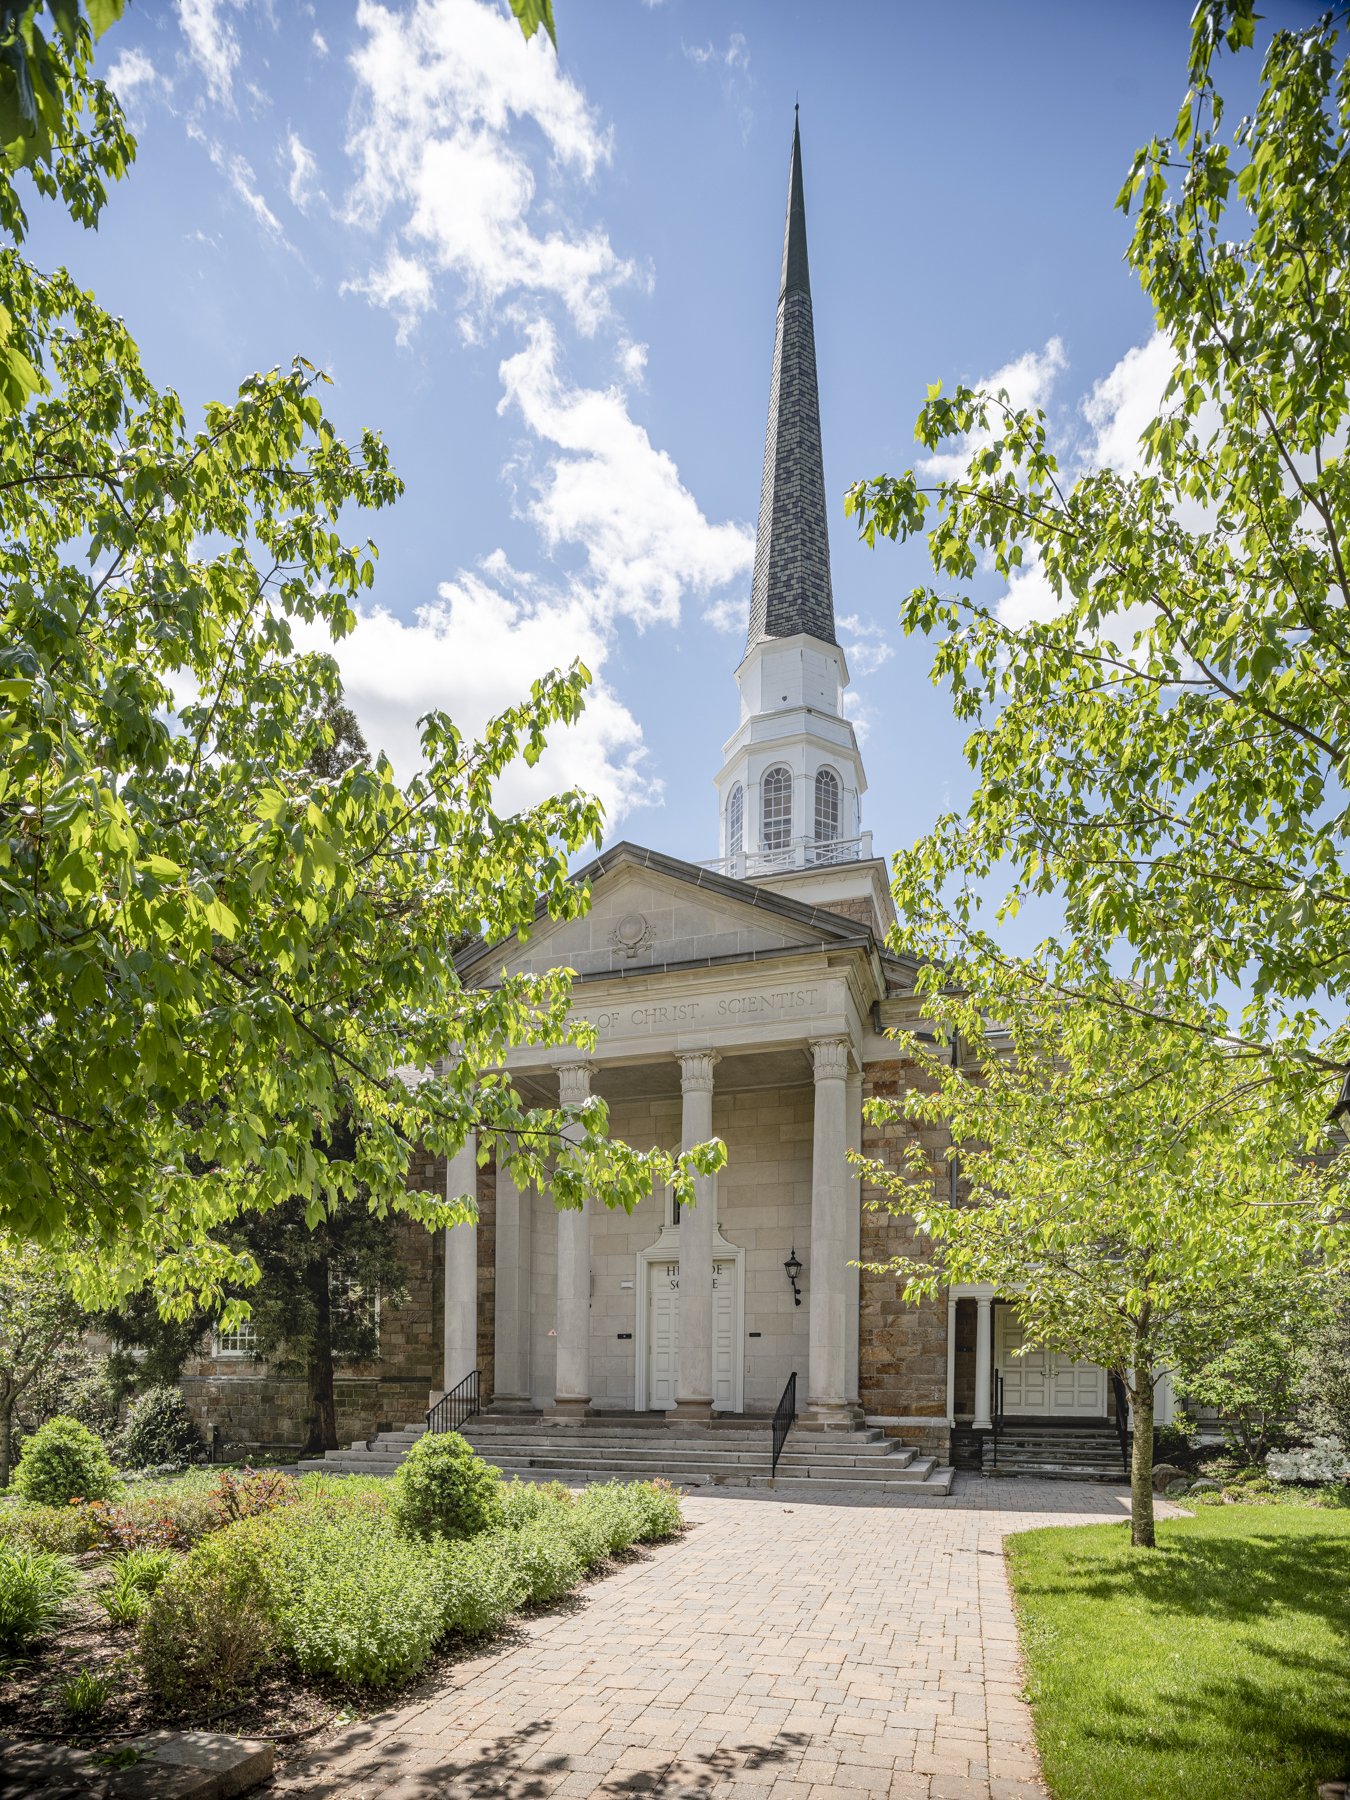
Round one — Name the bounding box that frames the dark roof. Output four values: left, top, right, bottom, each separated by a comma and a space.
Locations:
746, 110, 836, 650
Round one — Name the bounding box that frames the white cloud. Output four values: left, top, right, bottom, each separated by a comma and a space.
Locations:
298, 562, 659, 825
107, 47, 170, 116
312, 29, 329, 56
195, 132, 282, 235
684, 32, 753, 139
499, 321, 754, 631
285, 130, 321, 212
840, 689, 873, 746
345, 0, 633, 336
837, 612, 895, 677
921, 336, 1068, 482
343, 251, 436, 343
1081, 332, 1172, 475
176, 0, 242, 107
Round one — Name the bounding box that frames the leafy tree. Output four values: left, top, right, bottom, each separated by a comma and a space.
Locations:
0, 3, 721, 1301
1171, 1280, 1327, 1462
1299, 1284, 1350, 1443
844, 1, 1350, 1103
0, 1238, 85, 1485
860, 974, 1342, 1546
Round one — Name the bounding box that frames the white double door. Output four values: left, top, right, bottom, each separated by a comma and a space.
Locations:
994, 1308, 1106, 1417
647, 1258, 737, 1411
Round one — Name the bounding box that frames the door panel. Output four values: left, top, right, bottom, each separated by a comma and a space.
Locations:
712, 1261, 735, 1411
995, 1308, 1105, 1417
647, 1262, 679, 1410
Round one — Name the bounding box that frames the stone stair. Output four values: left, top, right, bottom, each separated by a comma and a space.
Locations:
981, 1422, 1129, 1482
299, 1413, 956, 1496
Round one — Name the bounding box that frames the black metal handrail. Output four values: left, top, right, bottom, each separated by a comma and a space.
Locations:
426, 1368, 481, 1436
1109, 1372, 1130, 1475
991, 1369, 1004, 1469
770, 1371, 798, 1481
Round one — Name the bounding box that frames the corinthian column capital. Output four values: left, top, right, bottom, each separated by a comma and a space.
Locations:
811, 1036, 851, 1083
677, 1050, 720, 1095
555, 1062, 595, 1107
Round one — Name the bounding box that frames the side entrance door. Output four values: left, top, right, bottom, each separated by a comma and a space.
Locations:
647, 1260, 679, 1410
995, 1308, 1106, 1417
712, 1260, 736, 1411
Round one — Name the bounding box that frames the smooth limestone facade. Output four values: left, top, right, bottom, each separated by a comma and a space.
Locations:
184, 114, 1122, 1464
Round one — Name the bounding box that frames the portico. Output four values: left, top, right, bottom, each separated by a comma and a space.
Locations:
442, 849, 883, 1426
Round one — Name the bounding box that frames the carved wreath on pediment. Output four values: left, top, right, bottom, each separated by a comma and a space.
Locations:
610, 911, 654, 960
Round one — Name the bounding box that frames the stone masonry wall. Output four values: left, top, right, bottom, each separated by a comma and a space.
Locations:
859, 1055, 951, 1460
180, 1147, 448, 1455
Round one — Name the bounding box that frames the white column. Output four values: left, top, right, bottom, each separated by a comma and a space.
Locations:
973, 1295, 993, 1431
844, 1070, 863, 1409
552, 1062, 593, 1418
945, 1295, 957, 1426
492, 1162, 533, 1411
674, 1051, 719, 1421
442, 1132, 478, 1394
807, 1036, 860, 1426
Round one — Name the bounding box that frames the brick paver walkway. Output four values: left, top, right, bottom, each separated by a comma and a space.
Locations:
279, 1477, 1170, 1799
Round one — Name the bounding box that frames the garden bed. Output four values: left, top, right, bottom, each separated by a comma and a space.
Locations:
1006, 1504, 1350, 1800
0, 1437, 686, 1782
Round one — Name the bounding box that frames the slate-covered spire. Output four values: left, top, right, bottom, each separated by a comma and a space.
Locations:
746, 108, 836, 649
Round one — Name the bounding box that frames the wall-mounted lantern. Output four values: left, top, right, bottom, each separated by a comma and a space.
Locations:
784, 1247, 803, 1306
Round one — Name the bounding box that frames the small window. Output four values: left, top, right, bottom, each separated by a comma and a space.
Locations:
814, 766, 841, 845
330, 1272, 380, 1344
213, 1318, 258, 1358
762, 765, 792, 853
727, 783, 743, 857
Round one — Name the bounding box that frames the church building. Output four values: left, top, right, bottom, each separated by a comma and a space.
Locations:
185, 116, 1140, 1486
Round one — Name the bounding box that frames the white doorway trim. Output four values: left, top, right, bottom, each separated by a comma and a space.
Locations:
635, 1225, 745, 1413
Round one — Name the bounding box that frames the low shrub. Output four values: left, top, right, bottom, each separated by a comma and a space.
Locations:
558, 1500, 611, 1571
498, 1477, 575, 1529
574, 1485, 645, 1557
432, 1531, 528, 1637
60, 1668, 111, 1726
390, 1432, 503, 1543
628, 1478, 684, 1542
0, 1541, 78, 1655
1267, 1436, 1350, 1484
0, 1500, 103, 1555
138, 1551, 278, 1707
208, 1466, 299, 1526
119, 1387, 205, 1471
88, 1486, 219, 1554
97, 1548, 178, 1627
508, 1518, 585, 1606
272, 1511, 443, 1688
12, 1416, 117, 1508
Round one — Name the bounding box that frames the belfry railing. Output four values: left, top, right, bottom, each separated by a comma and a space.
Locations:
426, 1368, 481, 1437
702, 832, 873, 880
770, 1371, 798, 1482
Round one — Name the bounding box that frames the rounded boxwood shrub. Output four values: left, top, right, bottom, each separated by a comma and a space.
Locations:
0, 1541, 78, 1654
120, 1387, 204, 1471
139, 1557, 277, 1706
390, 1431, 503, 1542
12, 1416, 117, 1507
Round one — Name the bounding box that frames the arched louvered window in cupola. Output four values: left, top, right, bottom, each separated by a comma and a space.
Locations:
814, 766, 841, 846
762, 765, 792, 854
727, 783, 744, 857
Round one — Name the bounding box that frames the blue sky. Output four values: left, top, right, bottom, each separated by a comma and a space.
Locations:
28, 0, 1299, 878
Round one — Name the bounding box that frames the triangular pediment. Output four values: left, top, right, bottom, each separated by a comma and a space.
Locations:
458, 842, 870, 983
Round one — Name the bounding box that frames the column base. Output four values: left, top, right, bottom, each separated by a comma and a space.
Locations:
667, 1399, 713, 1424
549, 1397, 592, 1420
801, 1401, 865, 1430
489, 1395, 537, 1415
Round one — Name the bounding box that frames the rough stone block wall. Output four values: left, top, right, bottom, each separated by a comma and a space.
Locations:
819, 896, 876, 930
859, 1056, 950, 1448
180, 1155, 445, 1455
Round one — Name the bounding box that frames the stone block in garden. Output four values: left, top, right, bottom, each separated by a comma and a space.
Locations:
1151, 1462, 1185, 1491
0, 1738, 98, 1798
119, 1734, 275, 1799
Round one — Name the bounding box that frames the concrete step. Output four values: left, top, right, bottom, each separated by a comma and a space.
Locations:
298, 1454, 956, 1496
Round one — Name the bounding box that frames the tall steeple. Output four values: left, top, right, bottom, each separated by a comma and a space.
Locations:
708, 112, 892, 937
747, 108, 836, 649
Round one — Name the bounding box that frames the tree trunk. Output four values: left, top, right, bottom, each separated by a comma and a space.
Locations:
0, 1391, 12, 1489
1129, 1375, 1156, 1549
304, 1255, 338, 1455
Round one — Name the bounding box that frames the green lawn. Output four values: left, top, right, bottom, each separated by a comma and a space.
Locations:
1006, 1506, 1350, 1800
